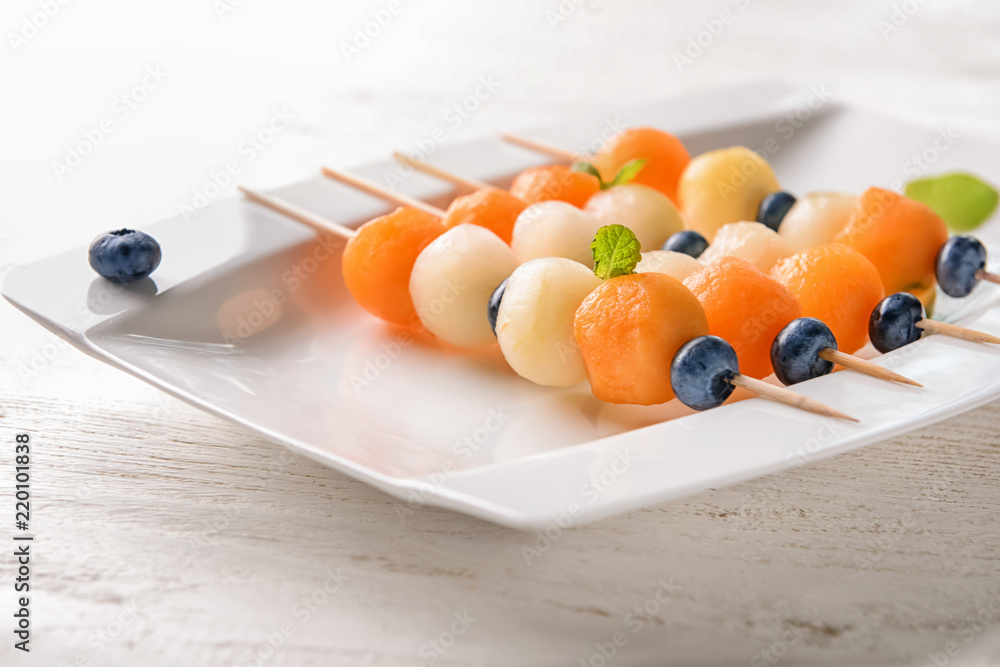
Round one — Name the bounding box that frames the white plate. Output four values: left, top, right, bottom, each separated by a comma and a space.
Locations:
6, 83, 1000, 530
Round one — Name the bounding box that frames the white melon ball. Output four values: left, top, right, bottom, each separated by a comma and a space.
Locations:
495, 258, 602, 387
410, 224, 516, 348
584, 184, 684, 252
778, 192, 858, 252
635, 250, 703, 282
699, 221, 792, 273
510, 201, 605, 267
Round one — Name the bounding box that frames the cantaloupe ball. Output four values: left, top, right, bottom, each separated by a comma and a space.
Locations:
510, 201, 605, 267
778, 192, 858, 252
678, 147, 781, 241
409, 224, 516, 347
699, 221, 792, 274
635, 250, 702, 282
496, 258, 602, 387
583, 184, 684, 251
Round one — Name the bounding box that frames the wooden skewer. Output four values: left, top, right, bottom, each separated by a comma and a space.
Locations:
392, 152, 495, 192
238, 186, 355, 239
321, 166, 446, 218
500, 132, 580, 163
729, 374, 859, 422
917, 318, 1000, 345
977, 269, 1000, 286
817, 348, 922, 387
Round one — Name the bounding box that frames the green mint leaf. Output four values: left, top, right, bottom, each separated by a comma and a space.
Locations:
571, 161, 602, 180
591, 224, 642, 280
905, 172, 999, 232
605, 158, 648, 189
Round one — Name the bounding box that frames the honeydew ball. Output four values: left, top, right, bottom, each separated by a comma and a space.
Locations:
409, 224, 516, 348
496, 258, 602, 387
510, 201, 605, 267
698, 221, 792, 274
678, 146, 781, 241
778, 192, 858, 252
635, 250, 702, 282
584, 184, 684, 252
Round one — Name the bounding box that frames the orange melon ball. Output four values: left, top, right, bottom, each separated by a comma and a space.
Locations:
591, 127, 690, 204
834, 187, 949, 296
683, 257, 801, 379
341, 206, 446, 327
441, 187, 527, 244
770, 244, 885, 354
509, 165, 601, 208
573, 272, 708, 405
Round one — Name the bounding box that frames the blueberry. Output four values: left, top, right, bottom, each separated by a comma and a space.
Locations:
88, 229, 161, 283
869, 292, 924, 353
756, 191, 797, 232
936, 235, 987, 298
487, 277, 508, 337
670, 335, 738, 411
662, 230, 709, 258
770, 317, 836, 385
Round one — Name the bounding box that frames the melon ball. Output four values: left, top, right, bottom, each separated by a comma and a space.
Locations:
584, 184, 684, 251
699, 221, 792, 273
678, 146, 781, 241
635, 250, 702, 282
510, 201, 605, 267
778, 192, 858, 252
496, 258, 602, 387
409, 224, 516, 347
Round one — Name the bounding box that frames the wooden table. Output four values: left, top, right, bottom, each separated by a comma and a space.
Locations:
2, 1, 999, 664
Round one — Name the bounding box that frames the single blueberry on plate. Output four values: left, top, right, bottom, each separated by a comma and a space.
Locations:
756, 191, 797, 232
487, 277, 508, 337
869, 292, 924, 353
936, 235, 987, 298
662, 230, 709, 258
670, 335, 739, 411
770, 317, 836, 385
88, 229, 162, 283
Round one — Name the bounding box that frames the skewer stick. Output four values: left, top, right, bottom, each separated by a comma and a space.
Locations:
321, 166, 446, 218
817, 348, 922, 387
917, 318, 1000, 345
500, 132, 580, 163
977, 270, 1000, 286
238, 186, 355, 239
392, 152, 495, 192
729, 374, 859, 422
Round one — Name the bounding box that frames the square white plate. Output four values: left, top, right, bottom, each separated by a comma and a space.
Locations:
7, 83, 1000, 530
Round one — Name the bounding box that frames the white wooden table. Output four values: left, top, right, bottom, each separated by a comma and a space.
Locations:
2, 1, 999, 664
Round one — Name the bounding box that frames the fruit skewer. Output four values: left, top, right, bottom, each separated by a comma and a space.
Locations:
236, 181, 854, 420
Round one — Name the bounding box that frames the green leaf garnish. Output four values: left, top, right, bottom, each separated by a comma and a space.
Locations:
604, 158, 648, 189
591, 224, 642, 281
571, 161, 602, 180
904, 172, 999, 232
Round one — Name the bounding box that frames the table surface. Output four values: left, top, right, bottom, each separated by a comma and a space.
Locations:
2, 1, 1000, 665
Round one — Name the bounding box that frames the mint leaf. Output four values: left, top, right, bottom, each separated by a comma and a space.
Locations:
571, 161, 602, 180
605, 158, 648, 189
905, 172, 999, 232
591, 225, 642, 280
